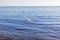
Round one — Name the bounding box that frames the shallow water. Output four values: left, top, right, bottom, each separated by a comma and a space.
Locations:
0, 6, 60, 40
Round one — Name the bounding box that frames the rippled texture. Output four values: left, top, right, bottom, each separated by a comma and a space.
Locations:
0, 6, 60, 40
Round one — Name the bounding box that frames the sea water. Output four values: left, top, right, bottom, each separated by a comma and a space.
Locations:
0, 6, 60, 40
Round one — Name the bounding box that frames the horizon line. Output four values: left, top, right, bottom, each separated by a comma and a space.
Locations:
0, 5, 60, 7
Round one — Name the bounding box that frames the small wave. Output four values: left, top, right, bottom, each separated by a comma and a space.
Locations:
25, 17, 60, 25
0, 22, 23, 27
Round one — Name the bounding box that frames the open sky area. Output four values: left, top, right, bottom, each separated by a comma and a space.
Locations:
0, 0, 60, 6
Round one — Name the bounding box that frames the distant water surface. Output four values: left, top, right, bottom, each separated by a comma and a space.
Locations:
0, 6, 60, 40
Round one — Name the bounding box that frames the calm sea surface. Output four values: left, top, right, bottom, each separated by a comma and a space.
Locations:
0, 6, 60, 40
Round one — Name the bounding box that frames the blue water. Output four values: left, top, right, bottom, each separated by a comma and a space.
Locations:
0, 6, 60, 40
